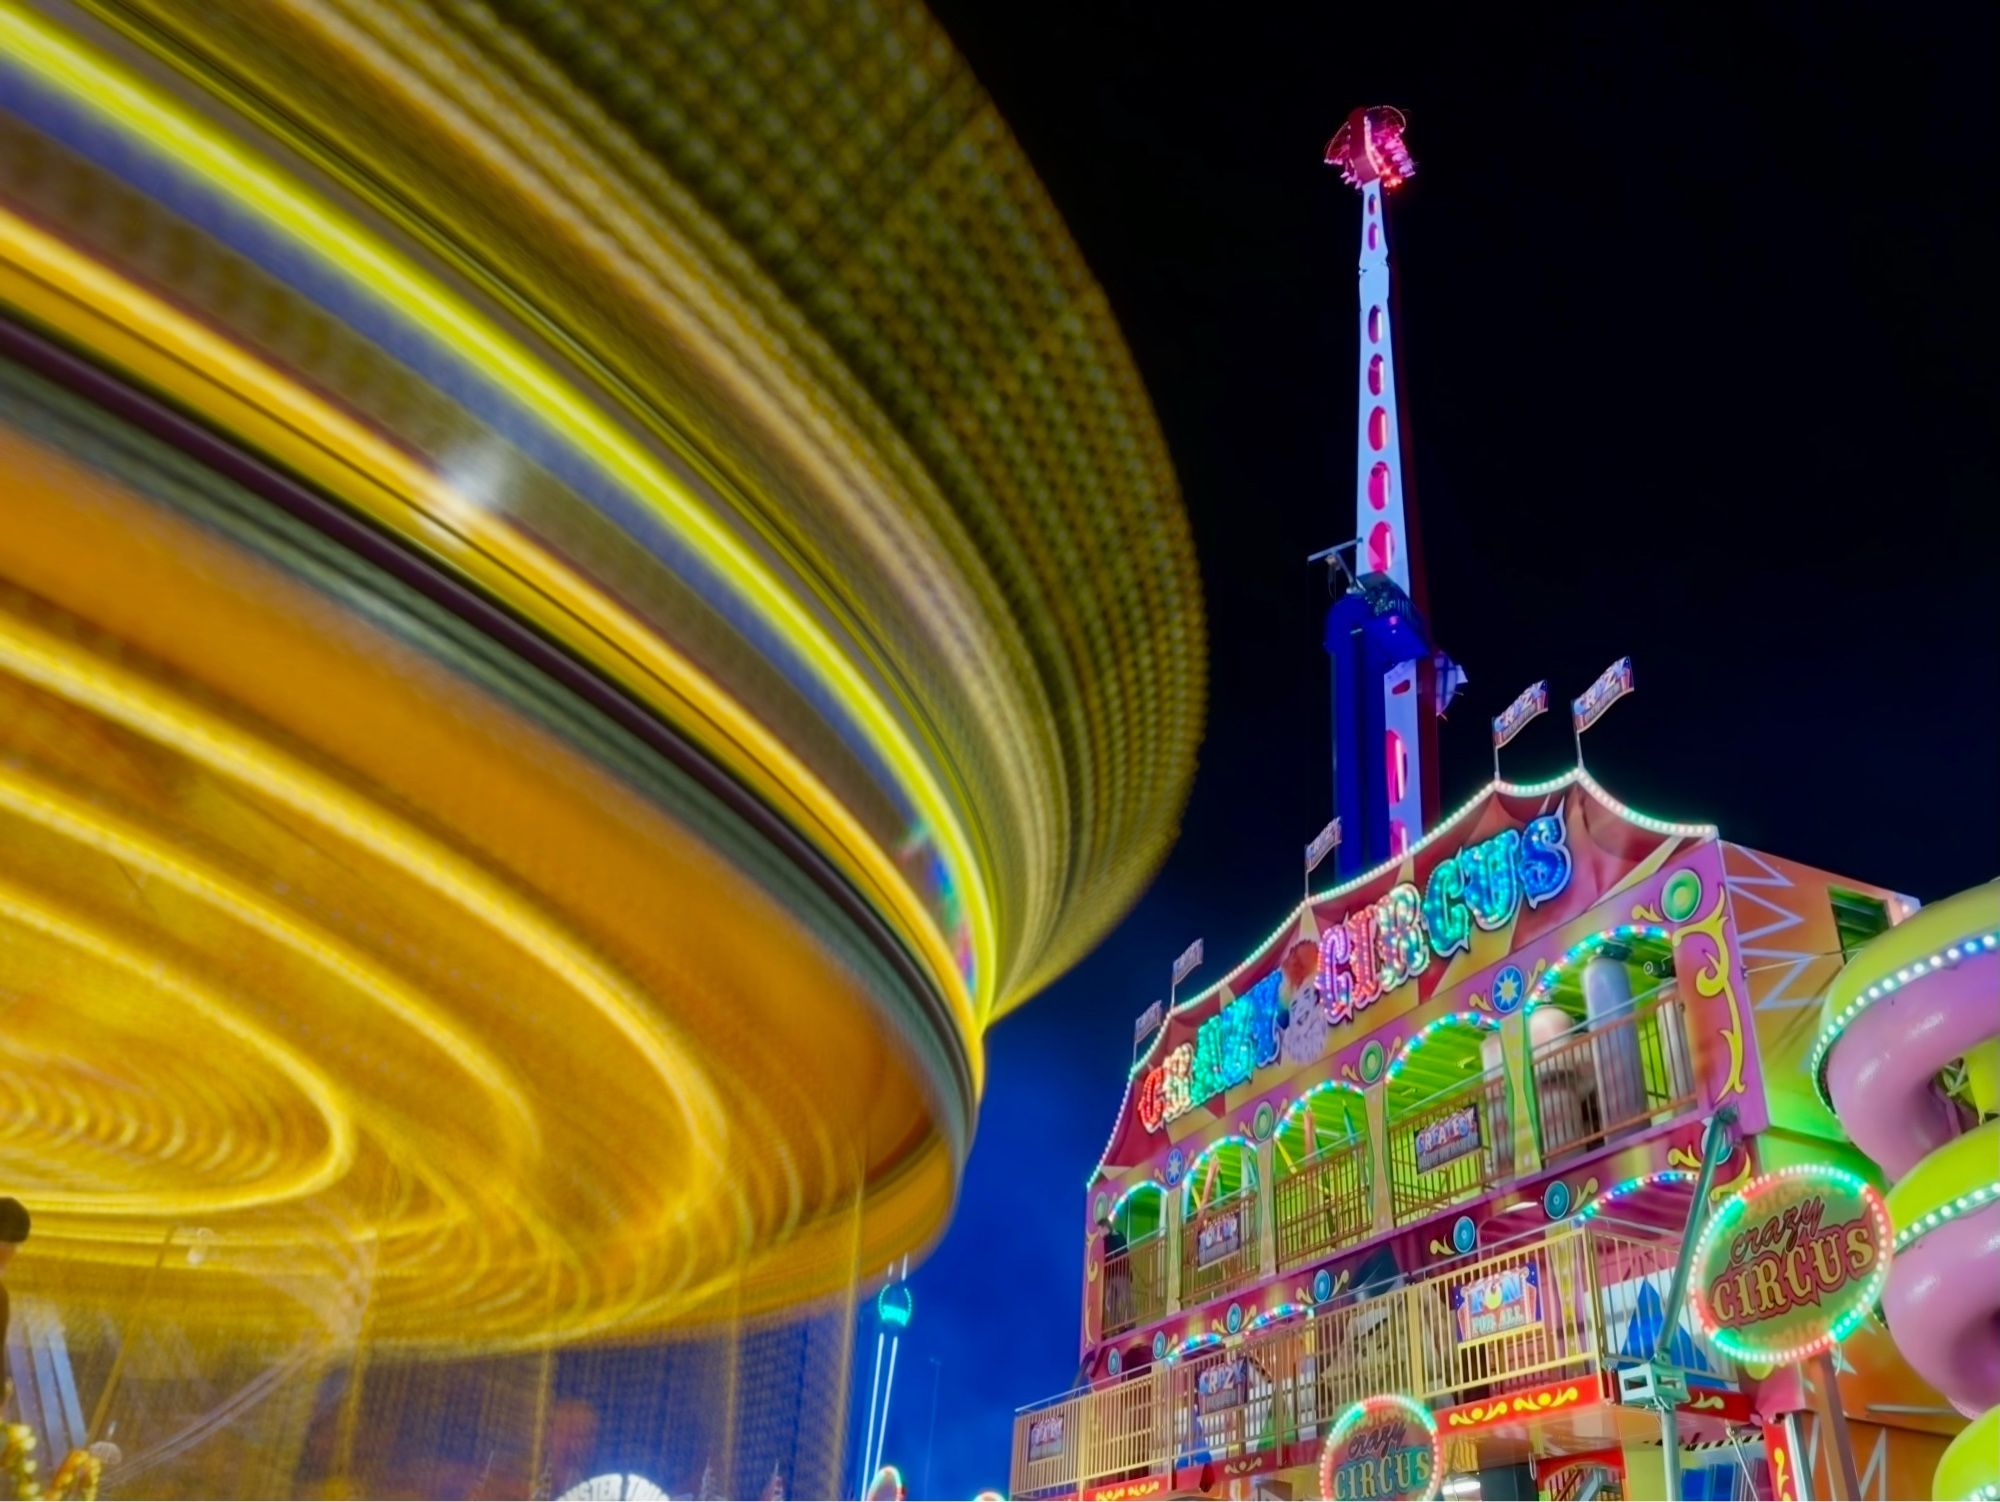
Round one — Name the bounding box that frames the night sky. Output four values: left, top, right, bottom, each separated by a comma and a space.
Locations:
862, 7, 1997, 1497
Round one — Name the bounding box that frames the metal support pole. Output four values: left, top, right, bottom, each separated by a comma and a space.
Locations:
1814, 1351, 1861, 1498
1655, 1108, 1737, 1502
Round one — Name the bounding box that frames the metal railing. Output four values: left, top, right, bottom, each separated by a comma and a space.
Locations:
1012, 1221, 1736, 1498
1272, 1134, 1372, 1271
1387, 1067, 1509, 1226
1181, 1191, 1261, 1306
1532, 993, 1697, 1164
1100, 1231, 1169, 1339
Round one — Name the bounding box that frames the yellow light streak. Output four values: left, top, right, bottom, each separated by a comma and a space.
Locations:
0, 0, 997, 1031
0, 198, 982, 1080
0, 878, 357, 1217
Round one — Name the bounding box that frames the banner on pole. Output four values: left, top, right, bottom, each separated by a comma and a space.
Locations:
1572, 657, 1635, 734
1305, 819, 1342, 876
1133, 999, 1164, 1044
1171, 938, 1204, 987
1491, 681, 1548, 749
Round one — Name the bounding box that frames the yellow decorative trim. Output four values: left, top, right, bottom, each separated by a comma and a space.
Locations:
1443, 1382, 1586, 1428
1676, 891, 1746, 1101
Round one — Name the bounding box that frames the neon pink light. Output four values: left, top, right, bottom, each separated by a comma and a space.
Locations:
1368, 355, 1385, 395
1367, 307, 1383, 344
1390, 819, 1410, 855
1386, 730, 1408, 803
1368, 462, 1390, 510
1367, 407, 1389, 451
1367, 520, 1395, 574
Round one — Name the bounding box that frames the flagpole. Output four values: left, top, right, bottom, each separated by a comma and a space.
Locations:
1571, 657, 1634, 773
1491, 681, 1548, 790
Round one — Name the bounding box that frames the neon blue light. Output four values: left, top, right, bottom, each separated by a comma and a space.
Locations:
1275, 1078, 1369, 1137
1106, 1178, 1166, 1223
1384, 1010, 1499, 1082
876, 1285, 914, 1329
1523, 924, 1670, 1015
1519, 812, 1572, 907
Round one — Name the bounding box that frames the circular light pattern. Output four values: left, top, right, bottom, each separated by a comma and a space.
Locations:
876, 1285, 914, 1330
0, 0, 1206, 1362
1523, 925, 1671, 1016
1313, 1268, 1336, 1304
1318, 1393, 1442, 1502
0, 467, 946, 1347
1384, 1011, 1499, 1082
1688, 1164, 1893, 1366
1572, 1169, 1698, 1223
1226, 1302, 1244, 1335
1253, 1101, 1276, 1140
1661, 868, 1703, 923
1246, 1302, 1310, 1334
1359, 1041, 1387, 1084
1543, 1181, 1573, 1219
1173, 1332, 1223, 1361
1153, 1332, 1168, 1360
1451, 1215, 1477, 1254
1490, 965, 1526, 1015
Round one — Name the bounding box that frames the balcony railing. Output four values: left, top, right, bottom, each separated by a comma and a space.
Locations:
1532, 993, 1697, 1165
1014, 1222, 1734, 1498
1387, 1067, 1510, 1226
1100, 1231, 1169, 1339
1181, 1191, 1260, 1306
1272, 1135, 1372, 1271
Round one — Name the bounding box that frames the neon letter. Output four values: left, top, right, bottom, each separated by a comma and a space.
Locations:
1519, 812, 1573, 907
1460, 830, 1522, 930
1424, 857, 1471, 959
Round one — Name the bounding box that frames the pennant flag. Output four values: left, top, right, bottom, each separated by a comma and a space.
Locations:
1305, 819, 1341, 876
1133, 999, 1164, 1044
1171, 938, 1205, 987
1492, 680, 1548, 749
1572, 657, 1635, 734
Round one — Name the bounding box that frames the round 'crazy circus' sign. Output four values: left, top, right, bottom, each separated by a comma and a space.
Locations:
1318, 1393, 1441, 1502
1689, 1162, 1892, 1366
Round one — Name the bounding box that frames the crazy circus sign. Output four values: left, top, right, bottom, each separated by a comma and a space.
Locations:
1319, 1395, 1441, 1502
1137, 814, 1571, 1132
1689, 1163, 1892, 1364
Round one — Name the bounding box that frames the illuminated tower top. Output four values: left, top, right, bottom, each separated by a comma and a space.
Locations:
1325, 105, 1416, 192
1319, 107, 1450, 875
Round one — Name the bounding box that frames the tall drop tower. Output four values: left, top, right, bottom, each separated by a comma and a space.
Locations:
1322, 106, 1458, 879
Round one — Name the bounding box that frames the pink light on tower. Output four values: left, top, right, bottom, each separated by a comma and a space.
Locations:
1324, 106, 1417, 190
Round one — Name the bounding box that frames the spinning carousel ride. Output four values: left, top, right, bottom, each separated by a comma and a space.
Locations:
0, 0, 1201, 1492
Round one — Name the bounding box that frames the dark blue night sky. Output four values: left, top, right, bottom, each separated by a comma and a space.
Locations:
864, 5, 1995, 1498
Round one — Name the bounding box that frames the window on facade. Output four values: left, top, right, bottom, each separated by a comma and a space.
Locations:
1829, 888, 1890, 961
